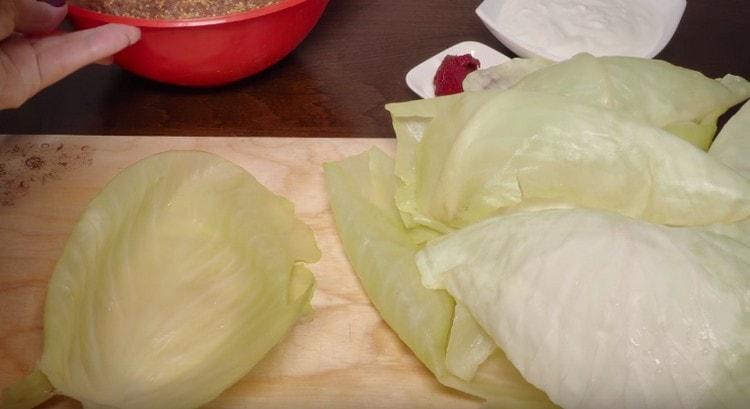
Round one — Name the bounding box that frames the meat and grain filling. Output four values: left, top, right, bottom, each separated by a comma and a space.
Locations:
72, 0, 283, 19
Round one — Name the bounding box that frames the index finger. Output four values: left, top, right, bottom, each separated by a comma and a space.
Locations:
0, 22, 140, 109
32, 23, 141, 89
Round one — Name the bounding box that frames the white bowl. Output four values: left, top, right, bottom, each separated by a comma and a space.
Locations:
475, 0, 686, 61
405, 41, 510, 99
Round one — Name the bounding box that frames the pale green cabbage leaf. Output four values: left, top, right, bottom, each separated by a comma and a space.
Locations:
324, 148, 557, 408
388, 89, 750, 231
2, 151, 320, 409
416, 208, 750, 409
465, 53, 750, 149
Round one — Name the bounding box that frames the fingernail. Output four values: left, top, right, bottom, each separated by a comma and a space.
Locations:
40, 0, 67, 7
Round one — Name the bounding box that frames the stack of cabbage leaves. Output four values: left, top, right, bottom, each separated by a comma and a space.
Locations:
326, 55, 750, 409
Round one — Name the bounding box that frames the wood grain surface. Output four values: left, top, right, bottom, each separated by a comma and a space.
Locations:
0, 0, 748, 137
0, 135, 481, 409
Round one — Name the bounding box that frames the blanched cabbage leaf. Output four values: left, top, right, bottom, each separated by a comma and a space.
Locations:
464, 53, 750, 149
325, 148, 454, 373
3, 151, 320, 409
324, 148, 557, 408
388, 90, 750, 231
416, 208, 750, 409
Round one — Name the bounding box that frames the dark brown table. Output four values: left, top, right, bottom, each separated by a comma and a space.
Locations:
1, 0, 748, 137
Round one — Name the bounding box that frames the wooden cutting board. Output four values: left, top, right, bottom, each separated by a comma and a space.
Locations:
0, 135, 480, 409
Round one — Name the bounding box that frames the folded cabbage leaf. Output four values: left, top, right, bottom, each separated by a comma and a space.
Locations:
417, 208, 750, 409
465, 53, 750, 149
388, 90, 750, 231
324, 148, 557, 408
3, 151, 320, 409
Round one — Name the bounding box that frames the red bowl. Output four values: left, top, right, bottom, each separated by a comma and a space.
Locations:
68, 0, 329, 87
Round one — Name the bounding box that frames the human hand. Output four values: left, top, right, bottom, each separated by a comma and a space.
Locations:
0, 0, 140, 109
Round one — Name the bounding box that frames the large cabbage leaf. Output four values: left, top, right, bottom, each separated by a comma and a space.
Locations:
3, 151, 320, 409
474, 53, 750, 149
416, 208, 750, 409
388, 90, 750, 231
324, 148, 557, 408
325, 148, 454, 372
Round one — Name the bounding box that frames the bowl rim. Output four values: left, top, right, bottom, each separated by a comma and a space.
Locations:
67, 0, 315, 28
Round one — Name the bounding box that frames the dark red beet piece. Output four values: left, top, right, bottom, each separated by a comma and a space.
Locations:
433, 54, 481, 96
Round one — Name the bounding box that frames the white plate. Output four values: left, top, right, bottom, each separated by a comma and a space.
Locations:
405, 41, 510, 99
476, 0, 686, 61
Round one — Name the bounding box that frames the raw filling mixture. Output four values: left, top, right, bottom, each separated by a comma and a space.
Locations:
72, 0, 283, 19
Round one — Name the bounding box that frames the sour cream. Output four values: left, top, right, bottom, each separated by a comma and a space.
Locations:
495, 0, 664, 60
